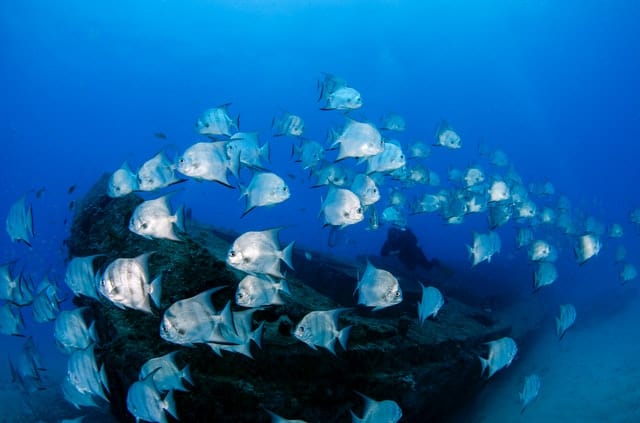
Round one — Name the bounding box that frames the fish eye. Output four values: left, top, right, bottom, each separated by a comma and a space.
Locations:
395, 291, 401, 297
298, 326, 304, 332
229, 251, 236, 257
356, 207, 362, 214
141, 223, 148, 229
179, 158, 185, 164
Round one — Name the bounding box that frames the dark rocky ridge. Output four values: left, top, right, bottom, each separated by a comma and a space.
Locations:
67, 174, 512, 422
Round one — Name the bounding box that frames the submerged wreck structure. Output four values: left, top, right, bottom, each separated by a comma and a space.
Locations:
66, 174, 511, 422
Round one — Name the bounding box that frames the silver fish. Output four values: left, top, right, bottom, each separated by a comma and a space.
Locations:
464, 166, 484, 187
54, 307, 98, 354
380, 112, 406, 132
331, 119, 384, 160
66, 345, 109, 403
487, 202, 512, 229
32, 275, 62, 322
528, 240, 553, 262
488, 179, 510, 202
127, 371, 178, 423
129, 195, 185, 241
64, 254, 102, 300
355, 261, 402, 311
137, 151, 184, 192
381, 205, 407, 228
240, 172, 290, 216
533, 261, 558, 291
62, 373, 99, 409
407, 140, 431, 159
196, 103, 238, 137
620, 263, 637, 284
160, 287, 237, 346
366, 141, 406, 174
97, 253, 162, 314
292, 139, 324, 170
6, 195, 34, 246
350, 174, 380, 206
227, 228, 294, 278
574, 234, 601, 264
107, 162, 139, 198
350, 392, 402, 423
321, 86, 362, 111
226, 132, 270, 170
235, 274, 291, 308
12, 337, 45, 392
317, 73, 347, 100
176, 141, 238, 187
293, 308, 351, 355
313, 161, 352, 187
556, 304, 576, 340
519, 374, 541, 412
517, 199, 537, 219
320, 187, 364, 228
418, 284, 444, 324
479, 336, 517, 378
608, 223, 623, 238
538, 207, 556, 224
412, 193, 444, 214
434, 120, 461, 149
0, 303, 24, 336
467, 231, 501, 266
0, 262, 34, 305
139, 351, 193, 393
272, 111, 304, 137
406, 163, 430, 185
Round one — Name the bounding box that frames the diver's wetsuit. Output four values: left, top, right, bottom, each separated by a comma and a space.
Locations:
380, 227, 436, 270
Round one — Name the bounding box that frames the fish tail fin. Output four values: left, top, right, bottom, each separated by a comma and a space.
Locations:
235, 342, 254, 359
281, 241, 295, 270
350, 410, 365, 423
279, 278, 292, 297
208, 343, 223, 357
260, 141, 271, 164
149, 275, 162, 308
252, 321, 265, 349
337, 325, 351, 351
174, 204, 185, 233
479, 356, 489, 377
164, 389, 178, 419
88, 320, 99, 343
99, 364, 110, 396
234, 114, 240, 132
181, 364, 194, 388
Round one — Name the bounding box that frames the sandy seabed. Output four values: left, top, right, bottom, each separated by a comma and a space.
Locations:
453, 297, 640, 423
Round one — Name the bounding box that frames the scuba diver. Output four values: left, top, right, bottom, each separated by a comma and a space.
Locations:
380, 227, 438, 271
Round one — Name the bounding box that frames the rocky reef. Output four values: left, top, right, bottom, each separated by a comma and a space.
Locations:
67, 174, 512, 422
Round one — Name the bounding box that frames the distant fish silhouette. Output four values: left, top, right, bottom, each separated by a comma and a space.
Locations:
67, 184, 77, 194
154, 132, 167, 140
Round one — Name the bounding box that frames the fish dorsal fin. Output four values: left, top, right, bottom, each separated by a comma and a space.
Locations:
135, 252, 156, 277
193, 286, 226, 313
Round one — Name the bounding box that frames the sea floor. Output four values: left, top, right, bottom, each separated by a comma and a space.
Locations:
452, 292, 640, 423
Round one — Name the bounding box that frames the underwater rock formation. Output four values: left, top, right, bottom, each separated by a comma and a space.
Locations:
67, 174, 512, 422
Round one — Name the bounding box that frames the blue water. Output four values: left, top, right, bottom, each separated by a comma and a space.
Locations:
2, 1, 640, 421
